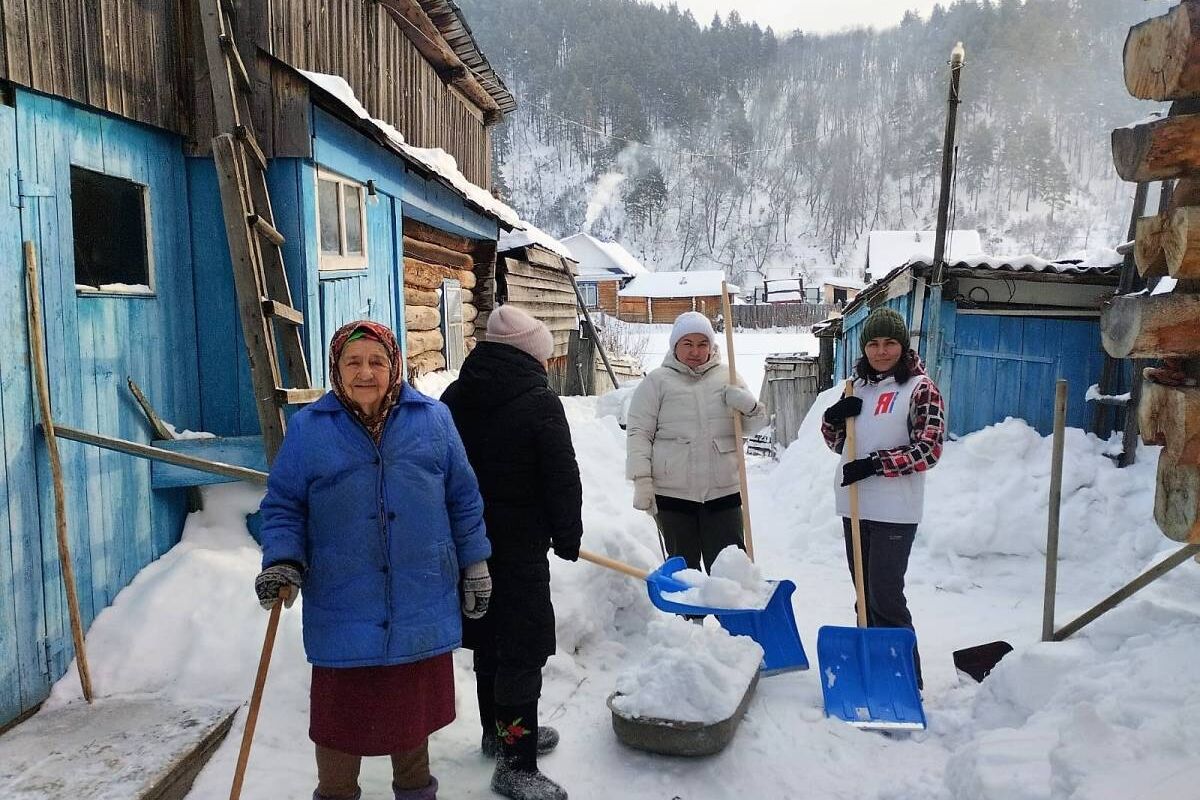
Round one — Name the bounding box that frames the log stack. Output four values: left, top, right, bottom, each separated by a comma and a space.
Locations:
1103, 0, 1200, 542
401, 218, 491, 377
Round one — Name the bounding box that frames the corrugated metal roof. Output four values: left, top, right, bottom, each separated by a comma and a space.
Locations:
418, 0, 518, 114
908, 255, 1121, 276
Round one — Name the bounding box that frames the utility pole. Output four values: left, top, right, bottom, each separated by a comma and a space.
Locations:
923, 42, 965, 386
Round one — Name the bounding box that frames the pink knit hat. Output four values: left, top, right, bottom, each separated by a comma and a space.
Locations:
486, 304, 554, 362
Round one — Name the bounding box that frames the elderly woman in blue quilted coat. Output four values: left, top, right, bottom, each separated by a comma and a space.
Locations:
255, 319, 491, 800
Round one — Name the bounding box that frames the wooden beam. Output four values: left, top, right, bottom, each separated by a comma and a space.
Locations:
1135, 214, 1170, 277
52, 425, 268, 484
405, 286, 441, 307
408, 350, 447, 375
1112, 113, 1200, 182
1165, 206, 1200, 277
403, 257, 454, 290
375, 0, 500, 116
1156, 456, 1200, 542
407, 328, 445, 356
405, 217, 478, 253
402, 235, 474, 270
1124, 0, 1200, 101
1101, 292, 1200, 358
405, 304, 442, 332
1140, 381, 1200, 461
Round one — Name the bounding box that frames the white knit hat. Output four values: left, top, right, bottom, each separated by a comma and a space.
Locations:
668, 311, 716, 350
486, 304, 554, 362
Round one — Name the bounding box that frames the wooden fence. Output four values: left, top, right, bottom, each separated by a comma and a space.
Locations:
729, 303, 838, 329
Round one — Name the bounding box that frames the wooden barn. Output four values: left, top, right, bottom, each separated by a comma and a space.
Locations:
617, 271, 738, 323
826, 254, 1122, 437
495, 231, 582, 393
561, 232, 644, 315
0, 0, 518, 730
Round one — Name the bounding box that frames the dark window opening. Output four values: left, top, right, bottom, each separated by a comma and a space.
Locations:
833, 287, 848, 306
71, 166, 151, 291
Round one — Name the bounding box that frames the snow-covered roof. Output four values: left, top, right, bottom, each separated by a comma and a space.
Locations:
561, 233, 647, 280
619, 270, 738, 298
867, 230, 983, 270
907, 254, 1121, 276
301, 70, 521, 228
498, 222, 575, 260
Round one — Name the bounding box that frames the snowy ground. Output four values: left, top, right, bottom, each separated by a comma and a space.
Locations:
630, 321, 819, 396
32, 370, 1200, 799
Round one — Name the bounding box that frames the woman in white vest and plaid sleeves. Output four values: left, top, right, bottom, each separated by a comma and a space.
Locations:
820, 307, 946, 689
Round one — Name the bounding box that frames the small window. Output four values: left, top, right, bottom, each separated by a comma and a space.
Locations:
579, 282, 599, 309
316, 170, 368, 270
71, 166, 153, 294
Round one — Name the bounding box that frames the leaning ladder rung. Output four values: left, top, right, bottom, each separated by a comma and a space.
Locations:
248, 214, 285, 246
276, 388, 326, 405
263, 300, 304, 326
234, 125, 268, 171
218, 34, 252, 92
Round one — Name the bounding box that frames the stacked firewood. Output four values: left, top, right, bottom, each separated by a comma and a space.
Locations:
402, 219, 484, 376
1103, 0, 1200, 542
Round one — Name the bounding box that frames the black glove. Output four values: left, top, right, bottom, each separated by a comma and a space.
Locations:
841, 457, 880, 487
823, 396, 863, 425
254, 562, 303, 609
553, 540, 580, 562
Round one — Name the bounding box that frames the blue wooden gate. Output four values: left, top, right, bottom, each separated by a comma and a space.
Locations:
945, 314, 1110, 436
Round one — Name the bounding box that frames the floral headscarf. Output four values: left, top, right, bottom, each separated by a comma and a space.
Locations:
329, 320, 404, 444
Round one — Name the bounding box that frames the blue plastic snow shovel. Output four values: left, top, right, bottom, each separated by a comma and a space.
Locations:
578, 550, 809, 674
816, 382, 926, 730
646, 556, 809, 674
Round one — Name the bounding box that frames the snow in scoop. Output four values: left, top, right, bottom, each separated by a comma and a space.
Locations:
661, 546, 775, 610
610, 616, 762, 724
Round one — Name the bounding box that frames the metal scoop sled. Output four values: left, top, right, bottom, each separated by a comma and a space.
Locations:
645, 556, 809, 674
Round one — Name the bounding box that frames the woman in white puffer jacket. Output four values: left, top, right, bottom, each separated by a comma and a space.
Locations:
625, 312, 767, 572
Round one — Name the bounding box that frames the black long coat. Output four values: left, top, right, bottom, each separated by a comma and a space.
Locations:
440, 341, 583, 663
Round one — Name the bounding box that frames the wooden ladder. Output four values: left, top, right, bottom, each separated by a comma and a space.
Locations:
197, 0, 322, 463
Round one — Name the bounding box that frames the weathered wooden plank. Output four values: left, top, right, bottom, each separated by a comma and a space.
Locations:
404, 303, 440, 332
1165, 206, 1200, 277
403, 256, 452, 290
402, 234, 473, 269
404, 217, 476, 253
505, 283, 579, 306
404, 285, 439, 307
150, 435, 269, 488
504, 258, 572, 283
1135, 214, 1169, 277
504, 271, 574, 294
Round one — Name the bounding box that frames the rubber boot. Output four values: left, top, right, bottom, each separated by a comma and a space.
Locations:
490, 701, 567, 800
313, 791, 361, 800
479, 675, 559, 758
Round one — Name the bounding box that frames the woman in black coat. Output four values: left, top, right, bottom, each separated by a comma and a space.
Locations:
440, 304, 583, 800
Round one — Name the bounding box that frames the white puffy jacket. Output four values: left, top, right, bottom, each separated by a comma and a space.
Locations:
625, 352, 767, 503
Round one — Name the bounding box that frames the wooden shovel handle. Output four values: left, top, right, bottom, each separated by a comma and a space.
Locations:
845, 380, 869, 629
721, 281, 754, 561
578, 549, 649, 580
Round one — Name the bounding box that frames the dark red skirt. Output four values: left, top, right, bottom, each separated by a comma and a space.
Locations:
309, 653, 455, 756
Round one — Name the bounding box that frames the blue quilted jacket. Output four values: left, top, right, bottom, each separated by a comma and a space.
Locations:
259, 384, 490, 667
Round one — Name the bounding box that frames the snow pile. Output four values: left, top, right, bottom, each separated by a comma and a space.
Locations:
594, 383, 638, 427
412, 369, 459, 399
498, 221, 574, 260
610, 616, 762, 723
619, 270, 736, 298
662, 546, 774, 610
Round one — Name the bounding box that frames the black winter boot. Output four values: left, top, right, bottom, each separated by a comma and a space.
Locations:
490, 702, 567, 800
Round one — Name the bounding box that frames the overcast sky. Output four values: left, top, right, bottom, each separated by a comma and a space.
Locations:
660, 1, 947, 35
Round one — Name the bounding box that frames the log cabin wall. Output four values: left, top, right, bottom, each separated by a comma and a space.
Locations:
402, 217, 485, 376
597, 280, 620, 315
618, 296, 650, 323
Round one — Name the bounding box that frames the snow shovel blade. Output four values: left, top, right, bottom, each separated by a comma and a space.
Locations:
646, 557, 809, 674
952, 640, 1012, 683
816, 625, 926, 731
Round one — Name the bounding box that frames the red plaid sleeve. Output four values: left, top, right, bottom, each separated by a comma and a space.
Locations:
874, 377, 945, 477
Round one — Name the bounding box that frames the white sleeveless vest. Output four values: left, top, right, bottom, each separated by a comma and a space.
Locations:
834, 376, 926, 524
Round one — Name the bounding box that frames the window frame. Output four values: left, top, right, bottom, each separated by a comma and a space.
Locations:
579, 281, 599, 309
70, 165, 156, 297
315, 168, 369, 272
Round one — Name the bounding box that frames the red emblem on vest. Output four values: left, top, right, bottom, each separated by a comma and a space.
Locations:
875, 391, 898, 415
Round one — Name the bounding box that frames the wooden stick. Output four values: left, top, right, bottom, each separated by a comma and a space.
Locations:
844, 380, 868, 629
721, 282, 754, 561
229, 586, 291, 800
578, 549, 650, 580
24, 241, 94, 703
1042, 380, 1067, 642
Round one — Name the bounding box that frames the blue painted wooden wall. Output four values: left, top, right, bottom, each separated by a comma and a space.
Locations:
833, 280, 1113, 438
1, 88, 199, 727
